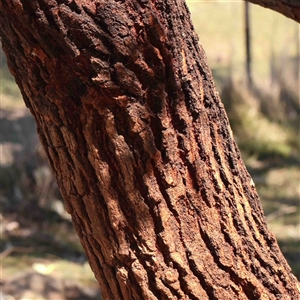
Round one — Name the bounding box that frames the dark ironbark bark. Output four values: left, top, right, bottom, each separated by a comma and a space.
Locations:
0, 0, 299, 299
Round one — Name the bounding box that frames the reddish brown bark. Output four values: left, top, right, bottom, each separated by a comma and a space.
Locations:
0, 0, 299, 299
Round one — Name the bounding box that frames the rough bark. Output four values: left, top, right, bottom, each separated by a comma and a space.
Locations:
246, 0, 300, 23
0, 0, 299, 299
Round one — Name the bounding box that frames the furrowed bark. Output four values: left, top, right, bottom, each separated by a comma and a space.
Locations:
0, 0, 299, 299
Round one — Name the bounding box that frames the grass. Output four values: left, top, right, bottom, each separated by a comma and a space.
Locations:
0, 51, 23, 110
187, 1, 299, 86
2, 255, 97, 286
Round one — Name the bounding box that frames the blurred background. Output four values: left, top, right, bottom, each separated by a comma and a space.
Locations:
0, 1, 299, 299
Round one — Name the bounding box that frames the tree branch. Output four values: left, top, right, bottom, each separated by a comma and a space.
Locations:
246, 0, 300, 23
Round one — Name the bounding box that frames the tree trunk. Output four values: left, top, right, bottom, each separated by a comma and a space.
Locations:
0, 1, 299, 299
245, 2, 253, 90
